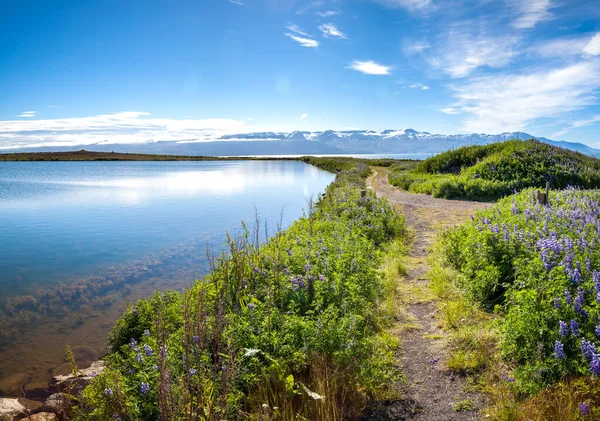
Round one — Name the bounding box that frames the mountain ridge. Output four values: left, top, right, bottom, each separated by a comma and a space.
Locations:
3, 129, 599, 157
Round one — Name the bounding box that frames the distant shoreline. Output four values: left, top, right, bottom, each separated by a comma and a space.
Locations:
0, 149, 422, 162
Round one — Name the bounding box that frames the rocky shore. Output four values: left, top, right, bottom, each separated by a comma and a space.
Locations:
0, 359, 105, 421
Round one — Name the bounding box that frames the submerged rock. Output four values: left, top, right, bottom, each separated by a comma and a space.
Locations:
68, 346, 98, 363
0, 373, 29, 397
0, 398, 26, 421
28, 412, 58, 421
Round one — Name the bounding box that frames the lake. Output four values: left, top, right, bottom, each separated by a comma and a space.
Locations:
0, 160, 334, 395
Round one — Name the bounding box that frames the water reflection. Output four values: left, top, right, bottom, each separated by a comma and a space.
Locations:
0, 160, 334, 394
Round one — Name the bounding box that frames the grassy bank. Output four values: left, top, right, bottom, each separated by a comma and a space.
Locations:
432, 188, 600, 419
70, 159, 407, 420
388, 140, 600, 201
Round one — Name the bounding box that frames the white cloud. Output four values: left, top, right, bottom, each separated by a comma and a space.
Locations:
409, 83, 429, 90
372, 0, 432, 12
347, 60, 392, 75
318, 23, 347, 39
285, 33, 320, 48
441, 107, 460, 115
439, 30, 520, 78
583, 33, 600, 56
296, 1, 323, 14
447, 61, 600, 133
0, 111, 261, 150
46, 105, 61, 109
534, 36, 590, 58
552, 115, 600, 138
510, 0, 553, 29
227, 0, 244, 5
316, 10, 338, 17
300, 113, 309, 120
285, 24, 310, 37
17, 111, 37, 118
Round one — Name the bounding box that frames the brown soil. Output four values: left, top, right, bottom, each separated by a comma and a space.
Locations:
365, 168, 492, 421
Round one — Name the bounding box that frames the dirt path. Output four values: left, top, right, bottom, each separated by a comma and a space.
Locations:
366, 168, 492, 421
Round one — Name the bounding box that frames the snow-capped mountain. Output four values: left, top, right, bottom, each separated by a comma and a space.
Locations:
216, 129, 599, 156
6, 129, 599, 157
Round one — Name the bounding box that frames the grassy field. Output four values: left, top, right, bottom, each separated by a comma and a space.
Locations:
388, 140, 600, 201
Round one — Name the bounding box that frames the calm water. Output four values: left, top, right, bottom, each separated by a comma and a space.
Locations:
0, 160, 334, 392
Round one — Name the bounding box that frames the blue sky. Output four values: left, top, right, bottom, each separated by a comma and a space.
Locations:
1, 0, 600, 149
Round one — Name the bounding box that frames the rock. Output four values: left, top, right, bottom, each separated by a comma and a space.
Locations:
24, 382, 52, 401
0, 398, 26, 421
42, 393, 69, 417
17, 397, 43, 412
0, 373, 29, 397
28, 413, 57, 421
52, 361, 105, 395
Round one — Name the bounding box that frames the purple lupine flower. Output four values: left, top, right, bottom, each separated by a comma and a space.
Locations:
143, 344, 152, 357
192, 335, 199, 343
559, 320, 569, 337
582, 338, 597, 360
132, 307, 138, 317
575, 287, 588, 318
283, 268, 290, 275
248, 302, 255, 310
565, 289, 573, 305
152, 365, 158, 370
129, 338, 138, 349
553, 298, 561, 309
571, 320, 580, 336
501, 373, 515, 383
143, 329, 150, 336
431, 358, 440, 365
104, 388, 114, 396
113, 414, 122, 421
136, 353, 142, 362
554, 341, 565, 359
189, 368, 198, 375
286, 248, 292, 256
591, 353, 600, 375
318, 274, 325, 281
141, 382, 150, 394
579, 402, 590, 416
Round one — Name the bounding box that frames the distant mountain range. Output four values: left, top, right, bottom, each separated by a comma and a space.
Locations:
5, 129, 600, 157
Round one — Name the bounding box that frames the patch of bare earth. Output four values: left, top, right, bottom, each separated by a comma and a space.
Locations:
363, 168, 491, 421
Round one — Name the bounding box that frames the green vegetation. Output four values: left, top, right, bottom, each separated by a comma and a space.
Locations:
389, 140, 600, 201
437, 187, 600, 418
72, 159, 407, 420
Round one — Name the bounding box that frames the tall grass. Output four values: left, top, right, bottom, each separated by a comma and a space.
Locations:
73, 159, 407, 420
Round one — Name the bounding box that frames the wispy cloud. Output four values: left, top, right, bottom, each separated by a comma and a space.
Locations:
372, 0, 432, 12
347, 60, 392, 75
583, 33, 600, 56
285, 33, 320, 48
296, 1, 323, 14
441, 107, 460, 115
227, 0, 244, 5
318, 23, 347, 39
17, 111, 37, 118
409, 83, 430, 90
316, 10, 338, 17
552, 115, 600, 138
510, 0, 553, 29
286, 24, 310, 37
425, 28, 521, 78
46, 105, 62, 109
300, 113, 309, 120
446, 61, 600, 133
0, 112, 261, 150
533, 35, 590, 58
